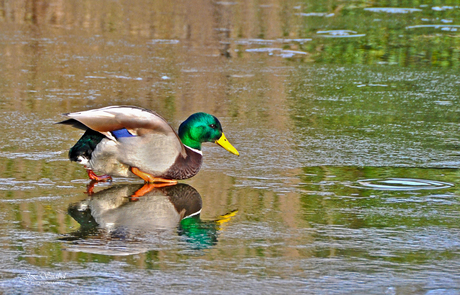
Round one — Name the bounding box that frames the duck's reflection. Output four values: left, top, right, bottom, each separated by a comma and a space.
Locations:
64, 183, 236, 255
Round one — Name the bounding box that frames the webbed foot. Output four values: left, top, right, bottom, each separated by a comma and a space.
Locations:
87, 169, 112, 182
130, 167, 178, 185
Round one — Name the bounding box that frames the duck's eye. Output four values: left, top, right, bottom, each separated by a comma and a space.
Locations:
209, 124, 217, 129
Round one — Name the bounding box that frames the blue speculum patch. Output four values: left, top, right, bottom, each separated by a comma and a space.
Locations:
111, 128, 135, 139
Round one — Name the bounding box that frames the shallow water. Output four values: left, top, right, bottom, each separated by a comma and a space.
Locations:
1, 1, 460, 294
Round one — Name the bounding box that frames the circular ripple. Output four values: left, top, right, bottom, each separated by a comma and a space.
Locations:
356, 178, 454, 191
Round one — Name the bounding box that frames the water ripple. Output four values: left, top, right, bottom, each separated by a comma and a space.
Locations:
364, 7, 422, 14
355, 178, 454, 191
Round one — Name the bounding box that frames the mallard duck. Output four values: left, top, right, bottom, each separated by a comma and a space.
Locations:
58, 106, 239, 183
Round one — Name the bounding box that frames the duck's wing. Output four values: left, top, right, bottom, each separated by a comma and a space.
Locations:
61, 106, 171, 137
60, 106, 187, 158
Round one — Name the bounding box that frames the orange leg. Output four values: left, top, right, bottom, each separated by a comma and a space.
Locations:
87, 169, 112, 182
130, 167, 177, 185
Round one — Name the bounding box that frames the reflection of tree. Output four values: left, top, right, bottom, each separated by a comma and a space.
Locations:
2, 1, 459, 67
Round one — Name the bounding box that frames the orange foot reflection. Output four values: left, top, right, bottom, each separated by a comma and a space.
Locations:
86, 180, 99, 195
128, 182, 177, 202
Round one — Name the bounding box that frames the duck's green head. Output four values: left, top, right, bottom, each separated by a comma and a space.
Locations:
178, 112, 239, 156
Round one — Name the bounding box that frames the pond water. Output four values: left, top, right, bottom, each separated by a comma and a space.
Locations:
1, 0, 460, 294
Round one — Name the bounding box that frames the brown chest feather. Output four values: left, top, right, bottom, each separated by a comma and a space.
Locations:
162, 148, 203, 180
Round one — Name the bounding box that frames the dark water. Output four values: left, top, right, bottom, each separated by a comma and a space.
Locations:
1, 1, 460, 294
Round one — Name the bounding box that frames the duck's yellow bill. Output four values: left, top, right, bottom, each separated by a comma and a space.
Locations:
215, 133, 239, 156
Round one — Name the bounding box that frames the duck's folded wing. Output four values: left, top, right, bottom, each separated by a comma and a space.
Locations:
62, 106, 171, 135
59, 105, 186, 158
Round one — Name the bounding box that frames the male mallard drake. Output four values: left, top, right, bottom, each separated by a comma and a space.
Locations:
58, 106, 239, 184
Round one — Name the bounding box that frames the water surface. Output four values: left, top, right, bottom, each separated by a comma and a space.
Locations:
1, 0, 460, 294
